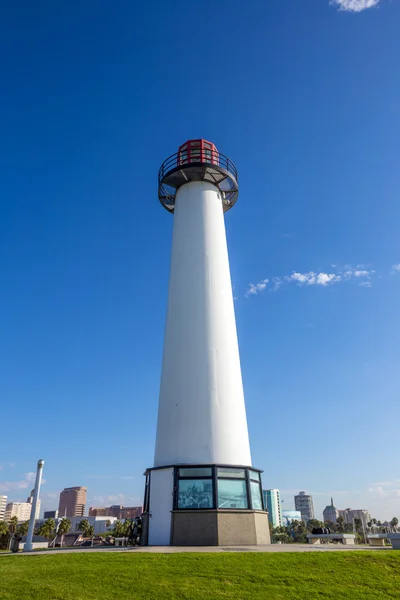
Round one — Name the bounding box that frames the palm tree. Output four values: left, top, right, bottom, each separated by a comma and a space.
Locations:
8, 516, 18, 534
37, 518, 55, 541
336, 516, 345, 533
8, 516, 18, 550
0, 520, 9, 550
17, 521, 29, 536
112, 520, 126, 538
78, 519, 92, 538
57, 518, 71, 548
0, 521, 8, 537
87, 525, 95, 546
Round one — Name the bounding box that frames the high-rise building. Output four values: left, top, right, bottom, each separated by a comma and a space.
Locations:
0, 495, 7, 520
5, 502, 32, 522
43, 510, 58, 520
323, 498, 338, 524
58, 487, 87, 517
263, 489, 282, 528
26, 489, 41, 520
294, 491, 314, 522
338, 508, 371, 528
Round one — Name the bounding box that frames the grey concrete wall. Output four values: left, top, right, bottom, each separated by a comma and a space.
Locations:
170, 510, 271, 546
171, 511, 218, 546
253, 511, 271, 544
218, 511, 270, 545
218, 511, 257, 545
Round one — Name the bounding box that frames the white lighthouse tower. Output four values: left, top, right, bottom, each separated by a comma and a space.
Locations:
143, 140, 270, 546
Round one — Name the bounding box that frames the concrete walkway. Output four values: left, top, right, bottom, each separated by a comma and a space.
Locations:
1, 544, 389, 557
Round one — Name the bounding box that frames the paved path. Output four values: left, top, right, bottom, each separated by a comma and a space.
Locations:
1, 544, 388, 557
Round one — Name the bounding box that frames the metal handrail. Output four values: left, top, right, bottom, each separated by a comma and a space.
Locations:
158, 149, 238, 186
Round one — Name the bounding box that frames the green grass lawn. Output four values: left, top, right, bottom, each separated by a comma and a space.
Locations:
1, 551, 399, 599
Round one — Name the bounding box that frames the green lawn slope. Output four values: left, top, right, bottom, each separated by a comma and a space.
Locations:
1, 551, 399, 599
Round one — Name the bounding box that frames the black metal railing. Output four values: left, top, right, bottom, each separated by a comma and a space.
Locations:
158, 149, 238, 187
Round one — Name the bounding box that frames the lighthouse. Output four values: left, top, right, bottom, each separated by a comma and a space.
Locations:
142, 140, 270, 546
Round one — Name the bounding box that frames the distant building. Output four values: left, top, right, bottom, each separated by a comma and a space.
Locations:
0, 495, 7, 520
323, 498, 338, 524
294, 491, 314, 522
26, 489, 41, 520
5, 502, 32, 522
88, 505, 142, 519
281, 510, 302, 526
58, 487, 87, 517
44, 510, 58, 520
338, 508, 371, 528
34, 515, 118, 535
263, 490, 282, 528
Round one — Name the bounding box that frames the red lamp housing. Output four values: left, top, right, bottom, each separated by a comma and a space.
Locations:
178, 139, 219, 166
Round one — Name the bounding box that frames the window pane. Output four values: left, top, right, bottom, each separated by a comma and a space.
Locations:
178, 479, 213, 509
217, 467, 246, 479
218, 479, 248, 509
249, 470, 260, 482
250, 481, 263, 510
178, 468, 212, 478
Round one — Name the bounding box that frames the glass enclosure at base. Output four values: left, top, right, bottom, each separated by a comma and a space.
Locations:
144, 466, 265, 512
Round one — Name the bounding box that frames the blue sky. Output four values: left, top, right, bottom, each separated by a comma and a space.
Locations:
1, 0, 399, 521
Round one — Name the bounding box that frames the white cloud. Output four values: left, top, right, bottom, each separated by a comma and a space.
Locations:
245, 279, 268, 297
290, 272, 312, 284
288, 271, 341, 286
244, 263, 400, 297
93, 495, 105, 505
353, 270, 370, 277
272, 277, 283, 292
0, 472, 46, 493
317, 273, 341, 286
373, 479, 400, 487
108, 494, 125, 502
369, 484, 400, 499
343, 268, 373, 280
330, 0, 380, 12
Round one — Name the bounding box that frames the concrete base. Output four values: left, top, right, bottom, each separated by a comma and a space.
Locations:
307, 534, 355, 546
368, 538, 386, 547
171, 510, 270, 546
308, 537, 321, 545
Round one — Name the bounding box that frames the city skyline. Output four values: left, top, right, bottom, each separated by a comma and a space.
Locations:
1, 0, 399, 521
1, 467, 397, 522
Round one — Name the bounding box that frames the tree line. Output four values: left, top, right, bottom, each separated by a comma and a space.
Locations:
271, 516, 399, 544
0, 517, 135, 550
